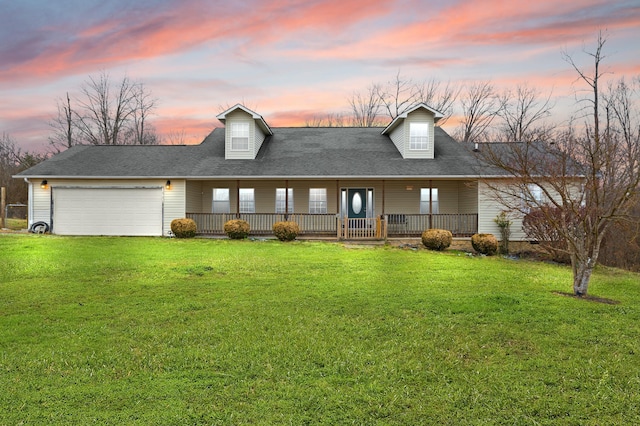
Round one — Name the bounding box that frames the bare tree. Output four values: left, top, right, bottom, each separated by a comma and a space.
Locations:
456, 81, 502, 143
495, 84, 555, 141
1, 133, 46, 204
413, 78, 459, 125
165, 129, 188, 145
304, 112, 346, 127
73, 71, 158, 145
477, 32, 640, 296
48, 92, 77, 152
348, 83, 383, 127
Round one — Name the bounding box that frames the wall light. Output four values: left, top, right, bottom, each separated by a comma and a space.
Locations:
165, 180, 171, 190
405, 185, 413, 191
40, 180, 48, 189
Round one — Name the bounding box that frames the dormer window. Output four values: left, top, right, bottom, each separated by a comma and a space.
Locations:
231, 122, 250, 151
409, 122, 429, 150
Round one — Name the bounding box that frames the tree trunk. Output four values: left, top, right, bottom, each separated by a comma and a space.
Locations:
572, 257, 594, 296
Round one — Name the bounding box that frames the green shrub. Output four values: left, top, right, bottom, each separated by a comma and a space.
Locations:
170, 218, 197, 238
273, 221, 300, 241
471, 233, 498, 255
224, 219, 250, 239
421, 229, 452, 251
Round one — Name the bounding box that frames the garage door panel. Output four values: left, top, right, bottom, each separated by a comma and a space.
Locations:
53, 188, 163, 236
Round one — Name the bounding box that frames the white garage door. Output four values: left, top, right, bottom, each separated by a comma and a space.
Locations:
53, 187, 163, 236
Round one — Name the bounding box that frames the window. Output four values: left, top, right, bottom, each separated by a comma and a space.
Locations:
212, 188, 230, 213
231, 122, 250, 150
522, 184, 544, 211
420, 188, 439, 214
410, 122, 429, 150
239, 188, 255, 213
309, 188, 327, 214
275, 188, 294, 214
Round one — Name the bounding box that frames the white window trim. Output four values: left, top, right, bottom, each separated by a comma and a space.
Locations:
239, 188, 255, 213
230, 122, 250, 151
275, 188, 294, 214
309, 188, 327, 214
409, 122, 429, 151
212, 188, 230, 214
420, 187, 439, 214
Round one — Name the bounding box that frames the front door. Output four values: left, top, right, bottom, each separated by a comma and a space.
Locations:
348, 188, 367, 219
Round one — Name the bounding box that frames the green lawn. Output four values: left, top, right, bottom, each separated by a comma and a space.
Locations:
1, 235, 639, 425
3, 218, 27, 230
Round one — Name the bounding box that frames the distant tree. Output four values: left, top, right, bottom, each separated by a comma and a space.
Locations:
0, 133, 47, 204
495, 84, 555, 142
456, 81, 502, 143
53, 71, 158, 147
477, 32, 640, 296
304, 112, 346, 127
48, 92, 77, 152
348, 83, 384, 127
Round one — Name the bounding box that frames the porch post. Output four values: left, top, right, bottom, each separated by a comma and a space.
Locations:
382, 179, 385, 215
236, 180, 240, 218
336, 180, 340, 214
285, 179, 289, 220
429, 179, 433, 229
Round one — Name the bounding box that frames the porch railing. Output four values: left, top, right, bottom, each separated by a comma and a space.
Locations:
186, 213, 478, 239
186, 213, 337, 235
385, 213, 478, 237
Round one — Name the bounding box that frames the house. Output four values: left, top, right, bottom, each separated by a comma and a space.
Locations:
15, 103, 520, 239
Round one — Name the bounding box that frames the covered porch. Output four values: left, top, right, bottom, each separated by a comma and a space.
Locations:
185, 178, 479, 239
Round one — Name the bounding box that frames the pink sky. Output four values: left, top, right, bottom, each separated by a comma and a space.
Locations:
1, 0, 639, 152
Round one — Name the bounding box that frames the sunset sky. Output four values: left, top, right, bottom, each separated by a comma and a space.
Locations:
1, 0, 639, 152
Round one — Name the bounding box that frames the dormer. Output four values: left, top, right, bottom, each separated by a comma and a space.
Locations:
381, 103, 444, 159
216, 104, 273, 160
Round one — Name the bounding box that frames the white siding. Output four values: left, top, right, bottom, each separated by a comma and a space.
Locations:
224, 110, 256, 160
32, 182, 51, 225
164, 179, 186, 233
458, 181, 478, 214
404, 110, 435, 159
478, 181, 526, 241
186, 180, 203, 213
389, 124, 405, 158
254, 124, 267, 157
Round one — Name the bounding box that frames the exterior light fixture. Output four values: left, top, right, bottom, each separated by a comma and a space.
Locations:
405, 185, 413, 191
165, 180, 171, 189
40, 180, 48, 189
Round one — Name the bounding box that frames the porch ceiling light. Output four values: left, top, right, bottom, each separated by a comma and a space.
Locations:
40, 180, 48, 189
165, 180, 171, 189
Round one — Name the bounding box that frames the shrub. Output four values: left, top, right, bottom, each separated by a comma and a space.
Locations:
273, 221, 300, 241
494, 212, 512, 254
170, 218, 197, 238
224, 219, 250, 239
421, 229, 452, 251
523, 206, 570, 263
471, 233, 498, 255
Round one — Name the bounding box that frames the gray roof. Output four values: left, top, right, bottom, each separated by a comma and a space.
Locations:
17, 127, 493, 179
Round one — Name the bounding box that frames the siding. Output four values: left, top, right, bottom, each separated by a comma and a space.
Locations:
186, 180, 203, 212
458, 181, 478, 214
403, 110, 435, 159
254, 123, 266, 157
29, 178, 185, 236
389, 124, 405, 158
224, 110, 255, 160
477, 181, 526, 241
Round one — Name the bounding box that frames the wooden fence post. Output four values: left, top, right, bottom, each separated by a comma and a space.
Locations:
0, 187, 6, 229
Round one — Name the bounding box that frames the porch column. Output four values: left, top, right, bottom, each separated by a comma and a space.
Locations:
236, 180, 240, 218
336, 180, 340, 214
382, 179, 385, 215
285, 179, 289, 220
429, 179, 433, 229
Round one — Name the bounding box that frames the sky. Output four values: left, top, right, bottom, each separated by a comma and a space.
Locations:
1, 0, 639, 152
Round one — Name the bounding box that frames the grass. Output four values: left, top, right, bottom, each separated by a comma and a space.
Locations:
2, 218, 27, 230
1, 235, 639, 425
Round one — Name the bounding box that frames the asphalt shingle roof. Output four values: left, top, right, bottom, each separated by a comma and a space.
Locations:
17, 127, 490, 178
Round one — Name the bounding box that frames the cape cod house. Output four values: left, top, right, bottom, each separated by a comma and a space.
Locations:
16, 103, 518, 240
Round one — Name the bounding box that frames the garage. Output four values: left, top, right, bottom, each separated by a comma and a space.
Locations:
52, 187, 163, 236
